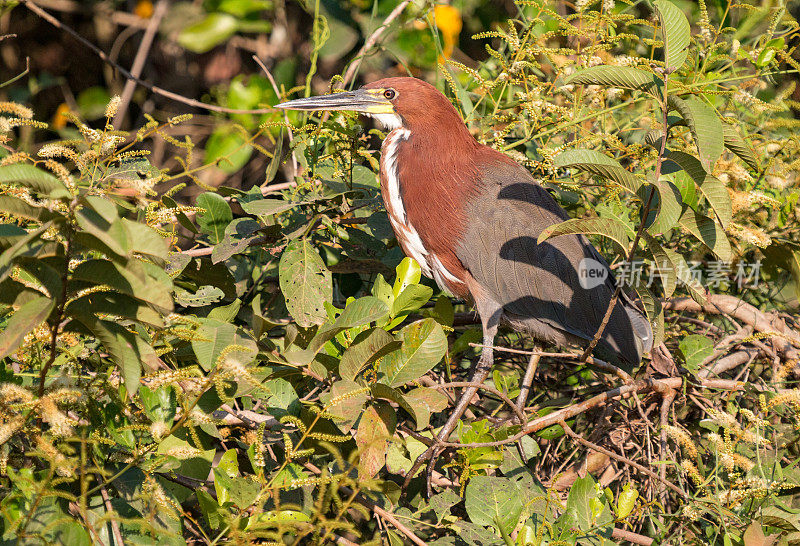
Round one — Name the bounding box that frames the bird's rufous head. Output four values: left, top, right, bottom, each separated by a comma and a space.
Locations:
275, 76, 465, 133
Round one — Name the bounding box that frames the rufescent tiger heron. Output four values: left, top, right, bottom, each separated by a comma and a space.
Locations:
276, 76, 653, 491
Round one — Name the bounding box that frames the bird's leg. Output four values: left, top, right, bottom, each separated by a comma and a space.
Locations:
402, 300, 501, 495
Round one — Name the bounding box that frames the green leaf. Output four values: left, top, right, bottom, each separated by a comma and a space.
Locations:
0, 222, 51, 283
566, 475, 610, 531
0, 195, 56, 222
122, 219, 169, 260
642, 232, 705, 301
640, 178, 683, 235
279, 239, 332, 328
177, 13, 238, 53
0, 164, 70, 199
73, 318, 148, 396
204, 124, 253, 174
240, 198, 305, 218
65, 291, 164, 328
196, 193, 233, 245
668, 96, 724, 171
679, 209, 732, 261
654, 0, 691, 71
679, 334, 714, 372
339, 327, 400, 381
378, 318, 447, 387
75, 205, 130, 258
334, 296, 389, 329
71, 259, 173, 313
265, 129, 284, 184
538, 217, 630, 255
391, 284, 433, 320
664, 150, 732, 228
564, 66, 660, 95
139, 385, 177, 424
392, 257, 422, 299
722, 125, 759, 171
402, 387, 447, 430
464, 475, 524, 536
0, 296, 54, 359
554, 149, 641, 194
191, 318, 257, 371
0, 223, 27, 247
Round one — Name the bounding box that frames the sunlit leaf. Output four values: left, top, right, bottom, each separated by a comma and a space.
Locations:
654, 0, 691, 71
564, 66, 660, 95
554, 149, 641, 194
679, 209, 732, 261
378, 318, 447, 387
538, 217, 631, 255
0, 296, 54, 359
668, 96, 724, 171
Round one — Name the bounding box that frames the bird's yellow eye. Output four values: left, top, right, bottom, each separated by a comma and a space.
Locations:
383, 89, 397, 100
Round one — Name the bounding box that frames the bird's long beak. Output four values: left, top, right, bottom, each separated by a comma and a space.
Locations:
274, 88, 393, 114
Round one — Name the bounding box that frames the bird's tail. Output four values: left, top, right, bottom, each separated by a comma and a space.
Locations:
624, 303, 653, 357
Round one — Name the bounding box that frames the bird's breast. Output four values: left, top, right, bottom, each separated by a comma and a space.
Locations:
379, 129, 466, 295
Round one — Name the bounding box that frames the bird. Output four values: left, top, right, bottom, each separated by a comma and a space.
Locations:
276, 76, 653, 491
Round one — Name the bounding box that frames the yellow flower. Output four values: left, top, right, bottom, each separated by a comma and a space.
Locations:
51, 103, 71, 130
134, 0, 154, 19
434, 5, 462, 60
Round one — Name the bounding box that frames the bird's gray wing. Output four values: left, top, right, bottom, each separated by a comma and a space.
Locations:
455, 162, 651, 368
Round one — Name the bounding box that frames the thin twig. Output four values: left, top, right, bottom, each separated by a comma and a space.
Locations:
302, 462, 426, 546
253, 54, 298, 176
341, 0, 413, 86
470, 343, 633, 384
112, 0, 168, 129
430, 381, 527, 424
560, 421, 688, 499
97, 476, 126, 546
21, 0, 274, 115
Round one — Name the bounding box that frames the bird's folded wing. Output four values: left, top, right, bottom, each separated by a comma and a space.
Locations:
455, 164, 644, 365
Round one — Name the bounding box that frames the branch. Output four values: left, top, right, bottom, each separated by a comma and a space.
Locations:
112, 0, 168, 128
430, 381, 527, 424
302, 462, 426, 546
341, 0, 413, 86
560, 421, 688, 499
21, 0, 274, 115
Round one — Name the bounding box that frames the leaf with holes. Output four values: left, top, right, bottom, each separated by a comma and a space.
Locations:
279, 239, 332, 328
564, 66, 660, 96
538, 217, 630, 256
378, 318, 447, 387
654, 0, 691, 71
554, 149, 641, 194
668, 96, 724, 171
465, 475, 524, 536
